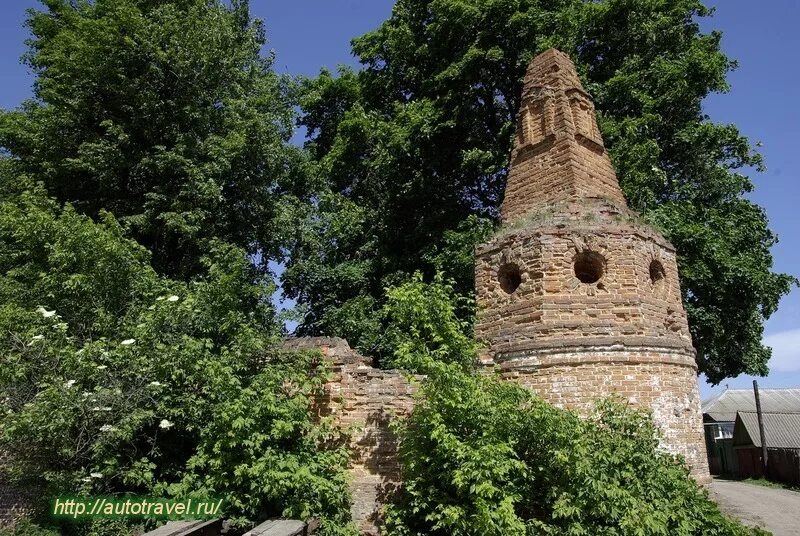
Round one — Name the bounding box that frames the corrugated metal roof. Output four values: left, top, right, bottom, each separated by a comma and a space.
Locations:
701, 388, 800, 422
734, 411, 800, 449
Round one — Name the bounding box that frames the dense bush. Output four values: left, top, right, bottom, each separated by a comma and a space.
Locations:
384, 366, 767, 536
0, 173, 355, 535
0, 1, 357, 532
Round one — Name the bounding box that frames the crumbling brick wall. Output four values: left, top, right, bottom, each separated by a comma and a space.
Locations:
0, 451, 37, 528
284, 338, 418, 535
473, 223, 709, 477
500, 354, 707, 473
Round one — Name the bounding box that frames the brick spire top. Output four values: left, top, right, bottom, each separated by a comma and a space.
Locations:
501, 49, 628, 223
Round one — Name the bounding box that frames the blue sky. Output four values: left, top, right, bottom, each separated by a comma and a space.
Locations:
1, 1, 797, 399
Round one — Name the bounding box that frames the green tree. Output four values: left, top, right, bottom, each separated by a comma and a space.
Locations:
380, 272, 477, 372
0, 2, 359, 533
0, 0, 307, 279
287, 0, 795, 382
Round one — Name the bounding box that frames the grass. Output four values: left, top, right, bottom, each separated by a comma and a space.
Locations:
740, 477, 800, 492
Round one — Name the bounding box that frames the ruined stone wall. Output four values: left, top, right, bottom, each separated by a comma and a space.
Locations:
475, 48, 709, 483
295, 335, 708, 536
284, 338, 417, 535
474, 205, 709, 481
475, 219, 692, 358
499, 351, 707, 475
321, 364, 416, 535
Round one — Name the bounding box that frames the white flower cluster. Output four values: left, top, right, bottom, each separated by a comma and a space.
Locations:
37, 307, 56, 318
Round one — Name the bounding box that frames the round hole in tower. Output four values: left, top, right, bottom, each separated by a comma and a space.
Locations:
649, 259, 666, 285
573, 251, 605, 284
498, 263, 522, 294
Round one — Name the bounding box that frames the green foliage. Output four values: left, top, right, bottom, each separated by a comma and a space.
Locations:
0, 171, 354, 534
384, 367, 767, 536
287, 0, 795, 382
0, 0, 306, 279
0, 518, 141, 536
379, 273, 477, 372
0, 1, 361, 532
0, 519, 60, 536
171, 351, 354, 529
0, 173, 165, 340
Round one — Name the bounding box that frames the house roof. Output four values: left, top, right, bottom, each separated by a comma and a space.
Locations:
734, 411, 800, 449
701, 388, 800, 422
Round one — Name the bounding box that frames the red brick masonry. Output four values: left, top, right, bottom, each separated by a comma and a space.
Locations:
475, 49, 709, 481
294, 49, 710, 535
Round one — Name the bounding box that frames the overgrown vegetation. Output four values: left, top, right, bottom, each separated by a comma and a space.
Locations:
0, 1, 354, 534
384, 365, 768, 536
0, 171, 355, 535
370, 280, 766, 535
379, 273, 477, 373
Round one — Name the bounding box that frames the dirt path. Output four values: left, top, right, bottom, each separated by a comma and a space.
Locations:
709, 478, 800, 535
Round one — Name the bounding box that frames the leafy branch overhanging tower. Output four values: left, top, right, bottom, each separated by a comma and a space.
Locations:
475, 49, 710, 479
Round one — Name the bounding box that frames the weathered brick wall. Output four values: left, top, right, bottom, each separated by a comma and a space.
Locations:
322, 364, 416, 535
285, 338, 418, 535
502, 49, 627, 223
476, 48, 710, 482
475, 220, 692, 358
499, 353, 707, 474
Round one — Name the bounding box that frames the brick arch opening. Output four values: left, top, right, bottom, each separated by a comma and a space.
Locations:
649, 259, 666, 285
498, 263, 522, 294
573, 251, 605, 284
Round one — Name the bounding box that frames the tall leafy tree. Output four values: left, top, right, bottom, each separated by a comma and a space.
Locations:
0, 4, 358, 532
0, 0, 307, 279
288, 0, 795, 383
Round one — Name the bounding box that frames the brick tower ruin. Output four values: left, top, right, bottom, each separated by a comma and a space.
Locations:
474, 49, 710, 480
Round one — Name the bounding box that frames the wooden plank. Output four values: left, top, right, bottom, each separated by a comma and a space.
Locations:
183, 519, 223, 536
242, 519, 278, 536
260, 520, 305, 536
243, 519, 305, 536
242, 520, 275, 535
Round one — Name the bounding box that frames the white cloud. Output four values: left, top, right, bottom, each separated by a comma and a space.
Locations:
764, 328, 800, 371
